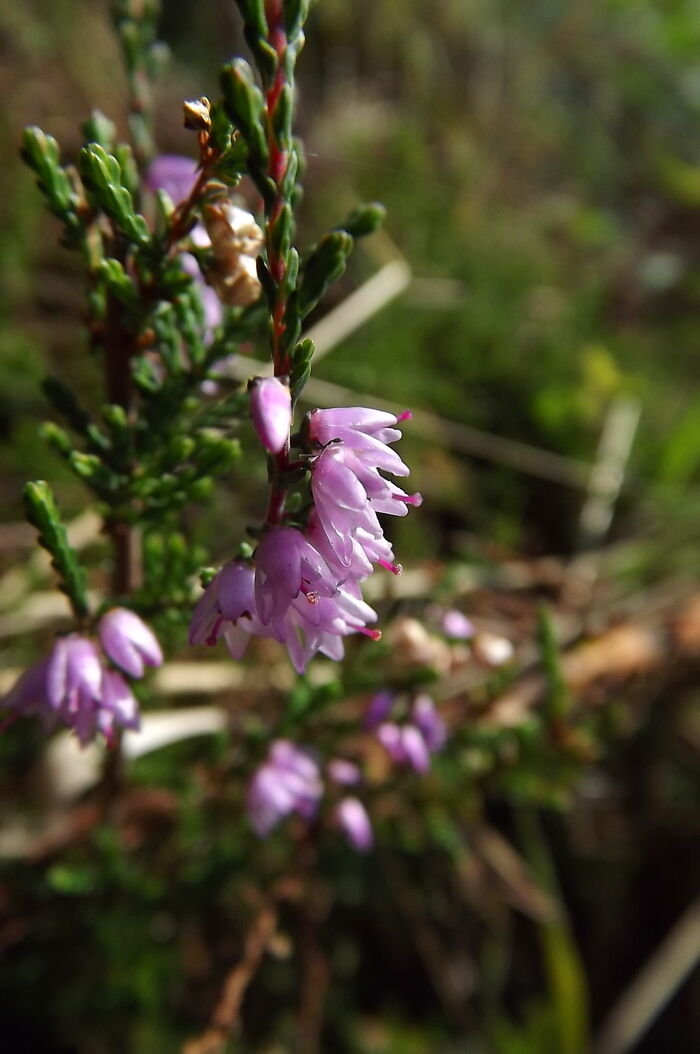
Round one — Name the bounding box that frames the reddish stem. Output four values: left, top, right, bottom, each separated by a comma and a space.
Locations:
261, 5, 297, 523
166, 138, 220, 254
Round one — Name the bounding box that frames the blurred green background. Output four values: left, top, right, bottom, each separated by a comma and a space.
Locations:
0, 1, 698, 1051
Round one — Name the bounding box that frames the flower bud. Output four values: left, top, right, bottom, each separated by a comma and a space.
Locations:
98, 608, 163, 679
249, 376, 292, 455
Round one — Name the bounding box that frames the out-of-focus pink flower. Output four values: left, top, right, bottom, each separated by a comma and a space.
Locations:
1, 657, 53, 728
327, 758, 362, 785
363, 691, 395, 730
180, 251, 223, 337
145, 154, 198, 204
441, 609, 475, 641
98, 607, 163, 679
2, 635, 140, 747
146, 155, 224, 339
410, 694, 447, 753
247, 739, 323, 836
375, 694, 447, 774
334, 797, 373, 852
249, 376, 292, 455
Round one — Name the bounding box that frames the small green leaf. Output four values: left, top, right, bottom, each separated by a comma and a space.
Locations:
47, 864, 96, 896
282, 246, 300, 297
97, 257, 138, 307
114, 143, 140, 198
23, 481, 89, 619
131, 354, 162, 393
220, 60, 269, 174
208, 101, 236, 153
78, 143, 149, 245
244, 30, 279, 85
290, 336, 314, 399
42, 377, 111, 454
21, 126, 78, 223
213, 132, 248, 186
256, 256, 277, 307
297, 231, 354, 317
81, 110, 117, 151
280, 145, 300, 199
270, 201, 293, 261
284, 0, 310, 37
337, 201, 386, 239
39, 421, 72, 456
199, 566, 218, 587
272, 83, 294, 141
234, 0, 267, 39
68, 452, 122, 495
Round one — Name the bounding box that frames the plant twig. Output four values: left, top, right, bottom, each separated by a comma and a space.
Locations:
183, 897, 279, 1054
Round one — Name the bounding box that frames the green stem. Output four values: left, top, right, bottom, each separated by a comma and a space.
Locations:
515, 806, 590, 1054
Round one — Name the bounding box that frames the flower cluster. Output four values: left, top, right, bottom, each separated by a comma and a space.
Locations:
246, 739, 373, 852
367, 692, 447, 774
190, 405, 422, 672
2, 609, 162, 746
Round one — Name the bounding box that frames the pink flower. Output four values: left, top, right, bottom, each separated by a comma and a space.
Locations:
308, 408, 421, 577
307, 406, 405, 449
98, 608, 163, 678
188, 548, 380, 673
249, 376, 292, 455
145, 154, 198, 204
188, 403, 420, 673
309, 446, 384, 566
247, 739, 323, 836
146, 155, 224, 339
375, 696, 446, 774
2, 635, 140, 747
376, 722, 431, 773
363, 690, 395, 730
189, 561, 256, 647
307, 406, 421, 515
410, 694, 447, 753
254, 526, 336, 625
265, 577, 379, 674
327, 758, 362, 786
440, 609, 475, 640
334, 797, 373, 852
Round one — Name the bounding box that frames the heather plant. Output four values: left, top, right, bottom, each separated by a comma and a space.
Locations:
4, 2, 697, 1051
9, 0, 421, 738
